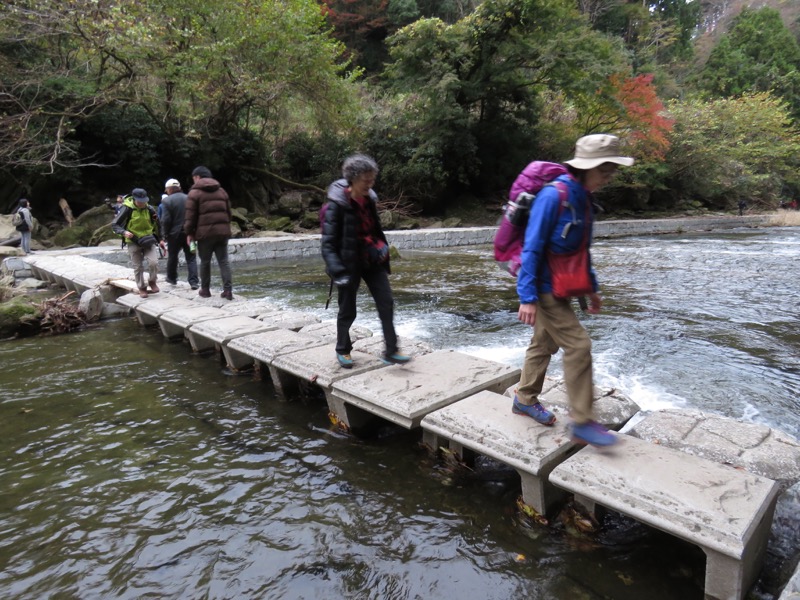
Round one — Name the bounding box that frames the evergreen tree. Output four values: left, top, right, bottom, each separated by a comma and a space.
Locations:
699, 7, 800, 118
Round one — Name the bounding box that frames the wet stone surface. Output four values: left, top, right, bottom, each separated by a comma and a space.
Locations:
627, 409, 800, 491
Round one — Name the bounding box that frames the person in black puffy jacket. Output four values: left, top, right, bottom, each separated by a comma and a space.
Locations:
320, 154, 411, 369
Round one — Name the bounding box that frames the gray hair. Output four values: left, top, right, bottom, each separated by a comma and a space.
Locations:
342, 154, 379, 184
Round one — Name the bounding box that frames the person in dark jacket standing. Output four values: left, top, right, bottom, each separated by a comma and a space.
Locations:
184, 166, 233, 300
320, 154, 411, 368
161, 178, 199, 289
15, 199, 34, 255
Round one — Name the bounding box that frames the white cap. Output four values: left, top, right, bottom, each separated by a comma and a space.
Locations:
164, 178, 180, 189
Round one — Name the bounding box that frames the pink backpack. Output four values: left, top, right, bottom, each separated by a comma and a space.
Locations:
494, 161, 568, 277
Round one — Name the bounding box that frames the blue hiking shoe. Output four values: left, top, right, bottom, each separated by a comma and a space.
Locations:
512, 396, 556, 425
382, 352, 411, 365
569, 421, 617, 447
337, 353, 354, 369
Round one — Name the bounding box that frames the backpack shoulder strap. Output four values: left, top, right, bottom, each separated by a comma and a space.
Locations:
547, 180, 580, 240
553, 181, 569, 213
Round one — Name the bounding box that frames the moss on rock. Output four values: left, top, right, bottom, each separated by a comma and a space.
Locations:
265, 217, 293, 232
53, 225, 91, 248
0, 296, 41, 338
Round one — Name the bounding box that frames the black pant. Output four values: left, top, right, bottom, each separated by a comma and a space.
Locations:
166, 232, 199, 287
336, 266, 397, 356
197, 236, 232, 292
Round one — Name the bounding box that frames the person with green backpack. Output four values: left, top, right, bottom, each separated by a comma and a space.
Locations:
111, 188, 165, 298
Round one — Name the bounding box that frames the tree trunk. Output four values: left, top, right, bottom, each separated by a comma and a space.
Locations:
59, 198, 75, 227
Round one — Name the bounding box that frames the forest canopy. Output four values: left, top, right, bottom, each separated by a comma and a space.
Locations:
1, 0, 799, 218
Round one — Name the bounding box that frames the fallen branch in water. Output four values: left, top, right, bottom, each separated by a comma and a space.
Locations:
34, 291, 88, 335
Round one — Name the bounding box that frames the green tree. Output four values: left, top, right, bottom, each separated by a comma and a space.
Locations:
388, 0, 421, 27
416, 0, 480, 23
592, 0, 700, 67
0, 0, 359, 185
698, 7, 800, 118
663, 92, 800, 209
384, 0, 629, 203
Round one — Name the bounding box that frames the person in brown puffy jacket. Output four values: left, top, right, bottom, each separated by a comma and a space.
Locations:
184, 166, 233, 300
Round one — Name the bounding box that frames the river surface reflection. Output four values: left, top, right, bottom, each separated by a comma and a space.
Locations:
0, 227, 797, 599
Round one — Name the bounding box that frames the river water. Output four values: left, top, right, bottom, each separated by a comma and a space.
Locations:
1, 227, 798, 599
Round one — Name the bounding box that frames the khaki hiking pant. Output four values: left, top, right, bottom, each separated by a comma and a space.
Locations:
127, 244, 159, 291
516, 293, 594, 424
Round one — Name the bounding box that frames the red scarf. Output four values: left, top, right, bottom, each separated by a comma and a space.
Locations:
351, 192, 387, 265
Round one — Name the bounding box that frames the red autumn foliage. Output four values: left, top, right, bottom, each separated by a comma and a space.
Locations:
321, 0, 389, 43
610, 73, 673, 161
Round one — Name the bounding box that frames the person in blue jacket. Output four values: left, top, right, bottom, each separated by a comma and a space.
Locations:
513, 134, 634, 446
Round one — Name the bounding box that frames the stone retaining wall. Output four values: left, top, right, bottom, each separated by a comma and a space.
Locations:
594, 214, 771, 238
222, 215, 770, 263
4, 214, 770, 266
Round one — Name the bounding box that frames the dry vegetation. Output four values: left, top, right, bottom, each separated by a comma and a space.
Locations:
768, 211, 800, 227
35, 291, 86, 335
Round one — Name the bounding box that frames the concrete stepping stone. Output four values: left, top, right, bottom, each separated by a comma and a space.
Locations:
549, 435, 780, 600
133, 295, 195, 326
421, 389, 578, 514
298, 321, 373, 343
31, 256, 134, 293
108, 278, 139, 294
269, 345, 386, 415
502, 377, 640, 430
331, 349, 520, 430
220, 300, 282, 317
626, 408, 800, 492
258, 310, 320, 332
166, 288, 231, 307
352, 335, 433, 358
115, 292, 150, 311
157, 305, 231, 339
164, 287, 210, 301
185, 315, 278, 353
224, 329, 328, 373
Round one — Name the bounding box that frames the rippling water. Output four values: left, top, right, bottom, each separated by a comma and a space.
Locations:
1, 227, 798, 599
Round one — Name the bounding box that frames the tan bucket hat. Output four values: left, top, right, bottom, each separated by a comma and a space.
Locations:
564, 134, 634, 170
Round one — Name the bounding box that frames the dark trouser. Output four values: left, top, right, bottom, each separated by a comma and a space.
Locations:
197, 236, 232, 292
336, 266, 397, 356
166, 232, 198, 287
